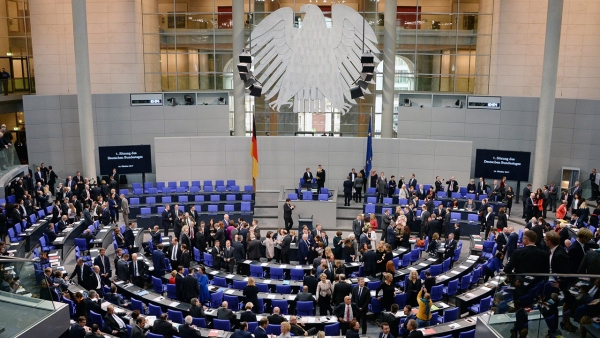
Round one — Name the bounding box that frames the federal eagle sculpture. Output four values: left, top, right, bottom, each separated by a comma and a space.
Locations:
249, 4, 380, 114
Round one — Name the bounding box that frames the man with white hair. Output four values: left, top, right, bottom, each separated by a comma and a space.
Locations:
267, 307, 288, 324
178, 315, 202, 338
289, 316, 319, 336
103, 304, 128, 337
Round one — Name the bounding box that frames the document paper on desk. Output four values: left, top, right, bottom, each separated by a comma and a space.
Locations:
169, 302, 180, 307
261, 263, 268, 267
225, 289, 235, 294
226, 274, 235, 278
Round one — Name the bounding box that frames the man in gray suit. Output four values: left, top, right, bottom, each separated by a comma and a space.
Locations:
115, 253, 130, 281
377, 172, 388, 203
352, 214, 364, 239
295, 285, 315, 302
120, 194, 129, 226
131, 317, 145, 338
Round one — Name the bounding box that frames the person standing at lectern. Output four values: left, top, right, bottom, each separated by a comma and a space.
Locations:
283, 198, 295, 232
316, 165, 326, 194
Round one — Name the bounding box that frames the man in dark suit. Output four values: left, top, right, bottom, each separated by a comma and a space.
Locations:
88, 265, 105, 295
568, 227, 592, 274
175, 266, 185, 300
434, 176, 443, 193
496, 227, 509, 253
504, 230, 549, 284
407, 174, 417, 190
123, 222, 137, 254
544, 230, 569, 275
217, 301, 236, 320
352, 214, 364, 241
267, 307, 287, 324
254, 318, 269, 338
351, 277, 371, 334
477, 177, 488, 196
103, 304, 128, 337
283, 198, 294, 232
303, 167, 313, 186
240, 303, 258, 322
34, 166, 44, 185
182, 268, 200, 303
362, 246, 377, 277
70, 258, 92, 289
522, 184, 532, 218
69, 316, 88, 338
115, 254, 130, 281
222, 240, 236, 272
444, 233, 457, 267
344, 176, 354, 206
129, 253, 147, 288
179, 315, 203, 338
406, 319, 423, 338
298, 234, 310, 265
303, 268, 318, 294
46, 223, 57, 242
162, 204, 172, 237
591, 169, 598, 200
332, 275, 353, 306
280, 231, 292, 264
168, 237, 182, 268
445, 176, 458, 197
379, 322, 394, 338
503, 226, 518, 260
93, 248, 111, 283
152, 244, 166, 277
334, 296, 360, 335
152, 313, 179, 338
416, 185, 426, 200
295, 285, 316, 302
83, 290, 104, 321
382, 304, 401, 338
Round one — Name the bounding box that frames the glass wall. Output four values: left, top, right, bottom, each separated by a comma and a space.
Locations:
142, 0, 492, 135
0, 0, 33, 93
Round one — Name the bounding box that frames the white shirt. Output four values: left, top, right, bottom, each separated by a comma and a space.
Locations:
112, 313, 126, 328
548, 246, 557, 273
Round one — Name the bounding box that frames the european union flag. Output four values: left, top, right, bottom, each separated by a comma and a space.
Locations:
365, 116, 373, 176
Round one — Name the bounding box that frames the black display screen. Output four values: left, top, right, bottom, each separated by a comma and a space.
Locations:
98, 145, 152, 174
474, 149, 531, 181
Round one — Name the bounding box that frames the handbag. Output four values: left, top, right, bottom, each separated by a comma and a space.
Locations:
416, 239, 425, 247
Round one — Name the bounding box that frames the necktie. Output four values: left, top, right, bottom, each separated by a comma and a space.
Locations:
345, 305, 350, 322
134, 261, 138, 276
96, 273, 101, 287
172, 245, 177, 260
113, 314, 125, 328
358, 287, 362, 299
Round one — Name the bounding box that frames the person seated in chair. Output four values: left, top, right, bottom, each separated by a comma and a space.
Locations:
152, 313, 179, 338
267, 307, 288, 324
103, 305, 128, 338
231, 321, 253, 338
240, 302, 257, 322
289, 316, 319, 336
216, 301, 236, 320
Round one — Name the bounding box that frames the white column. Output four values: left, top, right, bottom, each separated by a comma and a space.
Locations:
72, 0, 97, 177
380, 0, 397, 138
233, 0, 246, 136
532, 0, 563, 188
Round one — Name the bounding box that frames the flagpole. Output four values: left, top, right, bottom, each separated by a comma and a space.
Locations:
252, 105, 257, 191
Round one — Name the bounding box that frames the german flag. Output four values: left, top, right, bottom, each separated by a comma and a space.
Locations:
250, 113, 258, 186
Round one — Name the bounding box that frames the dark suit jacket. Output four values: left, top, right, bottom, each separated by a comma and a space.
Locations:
408, 330, 424, 338
504, 245, 549, 275
505, 232, 518, 253
254, 327, 269, 338
334, 302, 360, 321
568, 240, 586, 273
303, 275, 318, 294
362, 250, 377, 275
240, 310, 257, 322
129, 259, 147, 280
161, 210, 171, 228
551, 246, 569, 274
69, 324, 87, 338
351, 286, 371, 311
267, 314, 287, 324
152, 249, 166, 276
283, 203, 293, 219
152, 319, 179, 338
70, 263, 92, 288
346, 329, 360, 338
103, 313, 127, 333
130, 325, 145, 338
115, 259, 129, 281
303, 172, 313, 183
332, 282, 353, 306
217, 307, 236, 320
93, 255, 111, 277
182, 274, 199, 300
168, 244, 182, 264
179, 324, 202, 338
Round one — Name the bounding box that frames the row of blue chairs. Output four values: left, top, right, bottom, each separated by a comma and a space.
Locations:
138, 202, 252, 215
130, 194, 253, 205
129, 180, 253, 194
